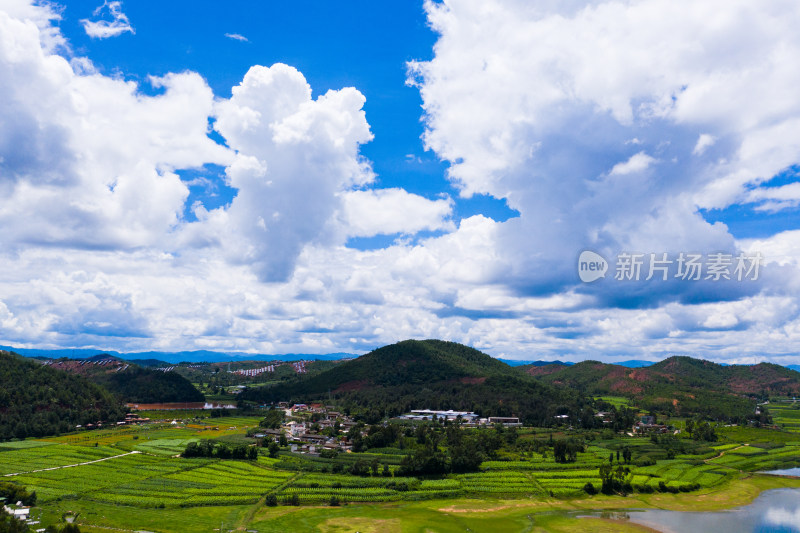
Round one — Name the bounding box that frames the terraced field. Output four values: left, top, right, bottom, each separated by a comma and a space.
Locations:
2, 419, 800, 533
770, 401, 800, 433
4, 434, 783, 509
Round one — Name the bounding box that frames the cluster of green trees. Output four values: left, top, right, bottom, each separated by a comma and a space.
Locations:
0, 482, 79, 533
260, 408, 285, 429
209, 409, 234, 418
181, 440, 257, 460
342, 458, 392, 477
0, 508, 29, 533
0, 482, 36, 507
0, 352, 125, 441
598, 462, 632, 494
344, 420, 516, 476
552, 438, 585, 463
684, 419, 718, 441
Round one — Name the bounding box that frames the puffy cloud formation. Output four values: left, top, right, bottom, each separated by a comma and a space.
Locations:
408, 0, 800, 302
0, 0, 799, 362
202, 64, 374, 281
0, 5, 230, 250
339, 189, 454, 238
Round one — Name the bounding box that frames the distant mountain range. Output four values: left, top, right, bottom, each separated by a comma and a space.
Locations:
499, 359, 655, 368
2, 344, 797, 372
0, 345, 356, 365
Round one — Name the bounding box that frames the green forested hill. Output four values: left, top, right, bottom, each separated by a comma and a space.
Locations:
293, 339, 516, 388
242, 340, 587, 424
522, 355, 799, 421
42, 357, 205, 403
0, 351, 125, 440
95, 367, 205, 403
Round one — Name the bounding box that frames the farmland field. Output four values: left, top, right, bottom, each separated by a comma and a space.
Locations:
769, 400, 800, 433
3, 418, 800, 532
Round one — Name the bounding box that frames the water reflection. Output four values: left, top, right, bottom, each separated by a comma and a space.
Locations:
766, 468, 800, 477
622, 489, 800, 533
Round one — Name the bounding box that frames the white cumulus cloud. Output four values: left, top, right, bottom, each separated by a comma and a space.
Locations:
339, 189, 454, 238
204, 63, 375, 281
609, 152, 657, 176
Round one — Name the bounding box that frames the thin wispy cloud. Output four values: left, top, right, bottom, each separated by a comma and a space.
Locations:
225, 33, 249, 43
81, 1, 134, 39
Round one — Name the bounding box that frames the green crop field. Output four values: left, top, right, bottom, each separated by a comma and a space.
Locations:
2, 418, 800, 532
770, 402, 800, 433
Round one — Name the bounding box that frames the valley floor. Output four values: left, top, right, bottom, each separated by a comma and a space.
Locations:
29, 475, 800, 533
3, 416, 800, 533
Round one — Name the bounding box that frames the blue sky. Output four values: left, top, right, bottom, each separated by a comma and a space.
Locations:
1, 0, 800, 363
57, 1, 517, 242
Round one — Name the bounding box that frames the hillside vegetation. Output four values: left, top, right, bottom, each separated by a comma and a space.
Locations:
243, 340, 587, 424
97, 367, 205, 403
43, 356, 205, 403
0, 351, 125, 440
523, 355, 798, 421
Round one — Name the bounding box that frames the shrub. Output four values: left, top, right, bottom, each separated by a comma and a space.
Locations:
583, 482, 597, 495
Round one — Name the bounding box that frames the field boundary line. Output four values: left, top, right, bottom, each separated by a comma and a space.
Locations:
705, 444, 746, 462
3, 450, 141, 477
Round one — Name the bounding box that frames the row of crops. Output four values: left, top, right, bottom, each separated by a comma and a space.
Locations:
0, 443, 121, 475
770, 403, 800, 433
3, 432, 800, 508
87, 458, 296, 507
707, 442, 800, 471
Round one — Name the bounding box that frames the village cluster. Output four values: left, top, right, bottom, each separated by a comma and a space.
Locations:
251, 405, 528, 454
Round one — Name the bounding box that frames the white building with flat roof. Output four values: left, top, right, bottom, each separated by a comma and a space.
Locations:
405, 410, 480, 421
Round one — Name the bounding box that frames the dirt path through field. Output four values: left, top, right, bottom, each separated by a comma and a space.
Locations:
704, 444, 747, 471
2, 450, 141, 477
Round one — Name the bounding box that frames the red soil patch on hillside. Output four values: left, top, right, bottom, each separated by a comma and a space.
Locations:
459, 376, 487, 385
729, 376, 800, 394
524, 366, 563, 377
626, 369, 652, 382
609, 381, 644, 395
334, 380, 369, 393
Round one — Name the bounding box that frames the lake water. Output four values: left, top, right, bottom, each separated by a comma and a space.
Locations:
766, 468, 800, 477
601, 487, 800, 533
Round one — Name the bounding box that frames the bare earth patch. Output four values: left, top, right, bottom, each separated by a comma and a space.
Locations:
319, 517, 401, 532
